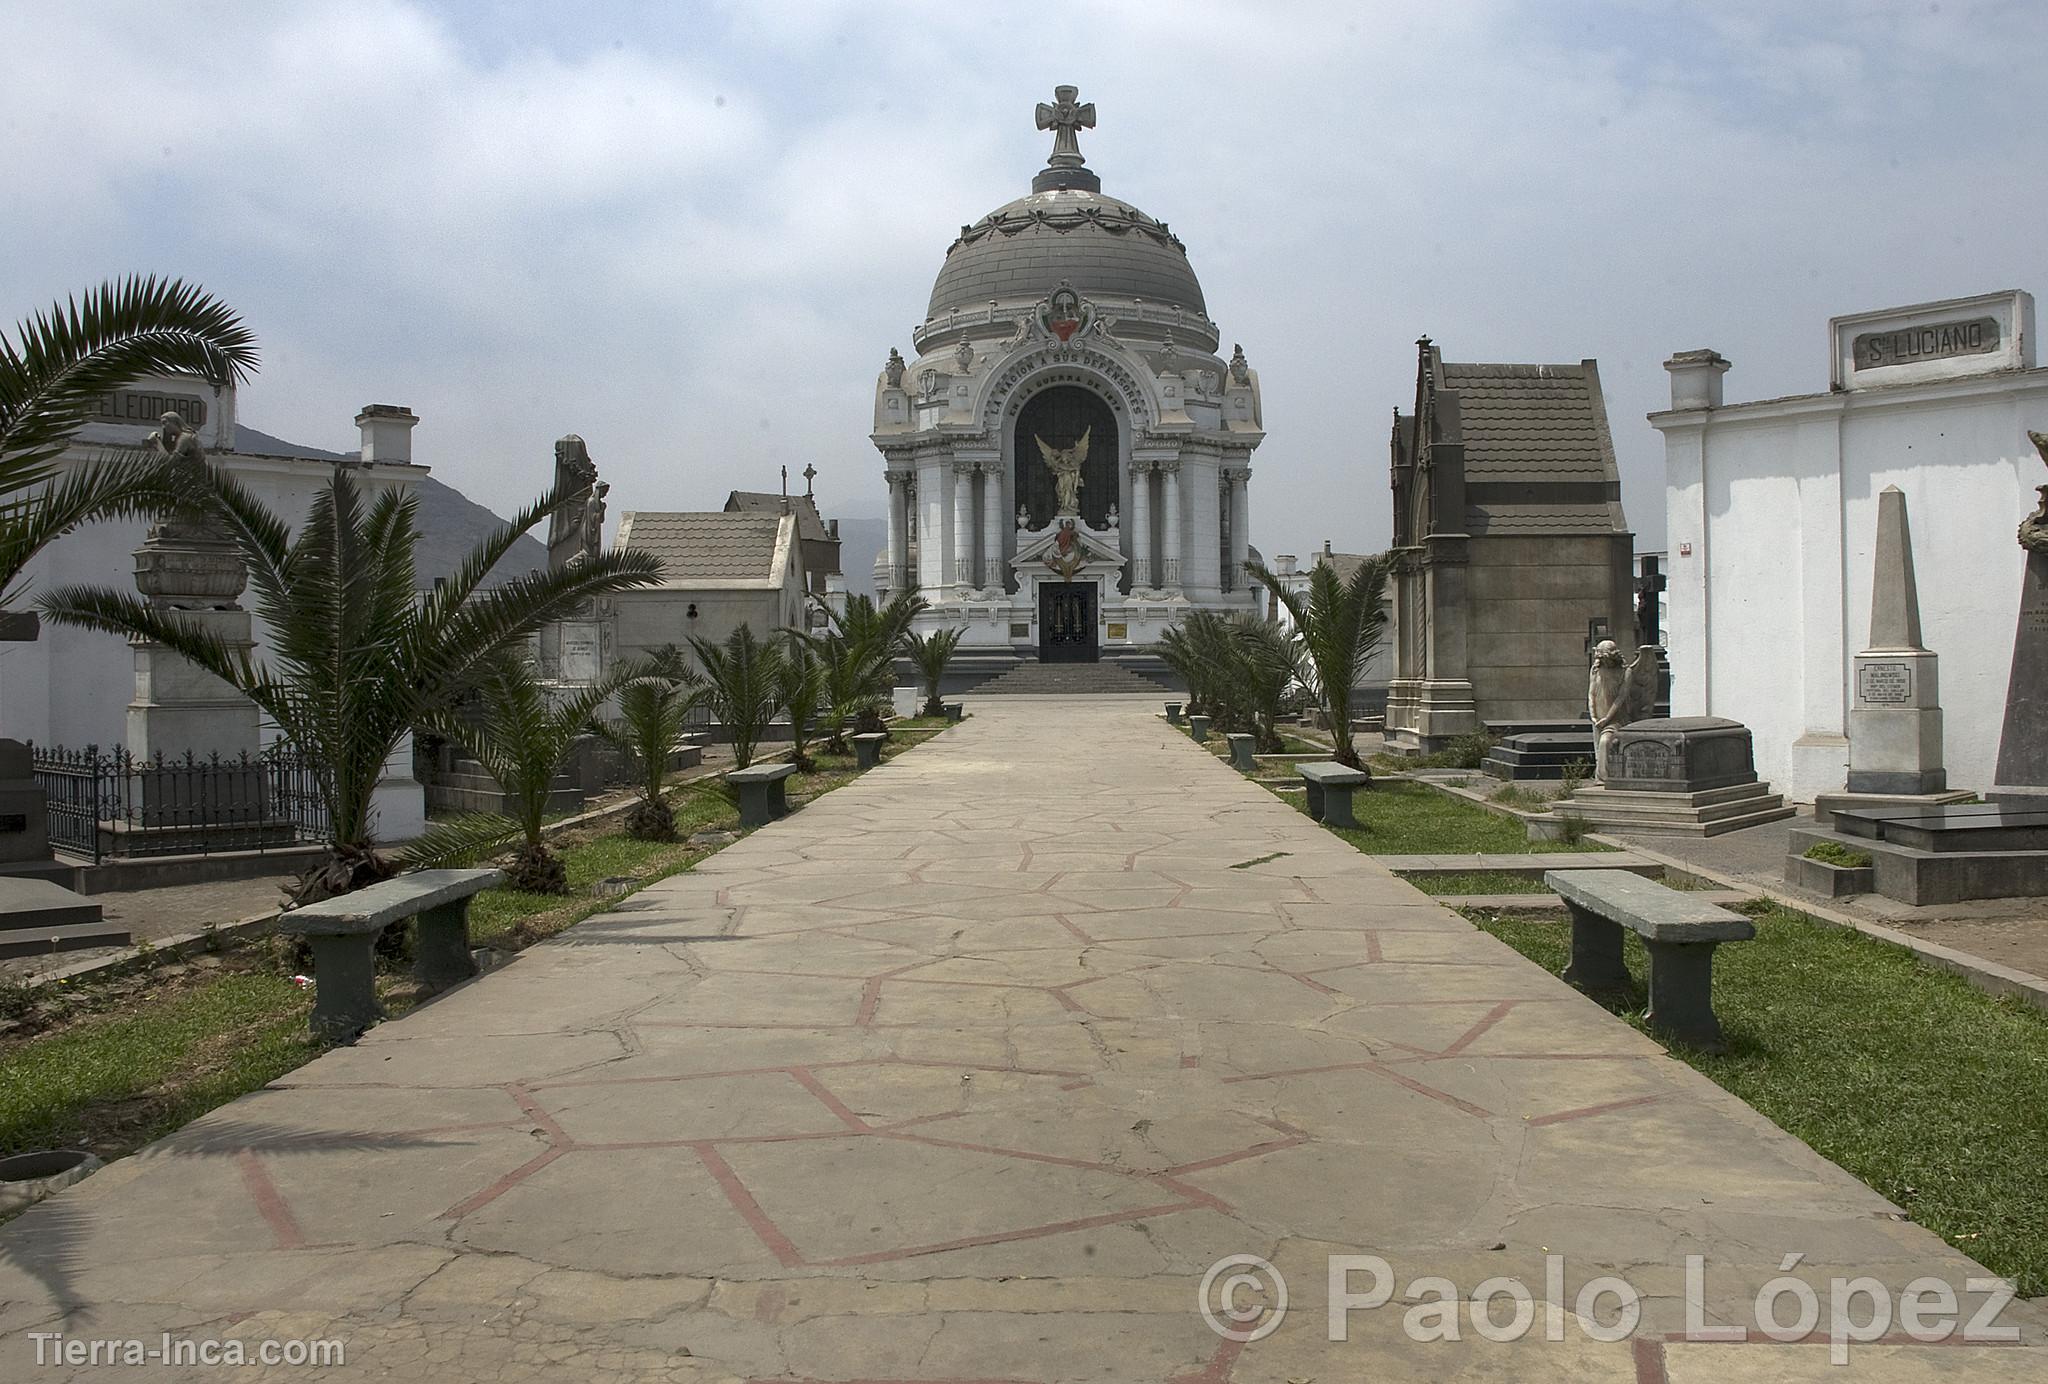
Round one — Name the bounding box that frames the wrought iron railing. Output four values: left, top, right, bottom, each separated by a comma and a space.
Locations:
31, 744, 330, 862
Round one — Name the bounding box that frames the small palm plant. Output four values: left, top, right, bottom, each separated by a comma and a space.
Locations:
1244, 554, 1395, 770
776, 631, 827, 772
690, 623, 785, 770
601, 649, 704, 841
1232, 615, 1300, 754
411, 655, 631, 893
803, 591, 925, 750
904, 625, 964, 717
41, 466, 662, 899
1, 276, 259, 609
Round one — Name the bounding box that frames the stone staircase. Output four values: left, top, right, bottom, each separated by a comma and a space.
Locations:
970, 660, 1171, 696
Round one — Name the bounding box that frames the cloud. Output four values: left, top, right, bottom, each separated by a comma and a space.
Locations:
3, 0, 2043, 564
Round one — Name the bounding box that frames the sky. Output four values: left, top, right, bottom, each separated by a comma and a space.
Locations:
4, 0, 2043, 562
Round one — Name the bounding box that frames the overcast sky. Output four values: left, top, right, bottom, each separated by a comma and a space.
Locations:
5, 1, 2043, 560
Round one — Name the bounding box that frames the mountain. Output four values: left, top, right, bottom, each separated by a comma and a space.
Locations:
234, 425, 549, 587
834, 515, 886, 597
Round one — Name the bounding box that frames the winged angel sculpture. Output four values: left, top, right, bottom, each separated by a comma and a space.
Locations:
1035, 427, 1090, 516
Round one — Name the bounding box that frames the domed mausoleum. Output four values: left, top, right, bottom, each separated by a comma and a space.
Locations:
871, 85, 1265, 662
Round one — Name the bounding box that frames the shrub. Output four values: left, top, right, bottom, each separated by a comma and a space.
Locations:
1446, 730, 1497, 770
1804, 841, 1873, 869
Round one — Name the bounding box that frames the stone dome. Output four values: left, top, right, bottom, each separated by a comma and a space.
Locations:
926, 186, 1206, 322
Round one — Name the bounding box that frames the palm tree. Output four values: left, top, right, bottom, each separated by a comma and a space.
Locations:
600, 650, 704, 841
903, 625, 964, 717
1232, 615, 1300, 754
1, 276, 259, 609
690, 623, 785, 770
1244, 554, 1395, 770
40, 466, 663, 899
410, 654, 632, 893
775, 630, 827, 772
802, 591, 925, 750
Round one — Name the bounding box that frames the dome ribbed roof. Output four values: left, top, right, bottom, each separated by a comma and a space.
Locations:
926, 187, 1206, 321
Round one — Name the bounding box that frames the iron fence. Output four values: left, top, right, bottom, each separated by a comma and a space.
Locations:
31, 744, 330, 862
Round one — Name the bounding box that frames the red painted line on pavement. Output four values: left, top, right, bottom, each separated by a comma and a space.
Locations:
234, 1150, 305, 1250
438, 1145, 565, 1221
810, 1199, 1197, 1268
1441, 1000, 1517, 1055
1526, 1094, 1666, 1127
788, 1066, 870, 1131
695, 1142, 805, 1267
1633, 1336, 1669, 1384
1168, 1334, 1245, 1384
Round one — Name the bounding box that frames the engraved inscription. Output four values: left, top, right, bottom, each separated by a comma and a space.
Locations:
1852, 316, 2000, 371
1858, 661, 1913, 706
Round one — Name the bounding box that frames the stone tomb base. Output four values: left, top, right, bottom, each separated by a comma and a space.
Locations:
1562, 717, 1793, 837
1480, 723, 1595, 781
0, 877, 128, 960
1788, 802, 2048, 906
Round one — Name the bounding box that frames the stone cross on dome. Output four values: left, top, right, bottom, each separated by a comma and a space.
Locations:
1035, 85, 1095, 169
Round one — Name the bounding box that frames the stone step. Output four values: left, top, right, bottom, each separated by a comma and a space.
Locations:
0, 921, 133, 959
974, 661, 1170, 695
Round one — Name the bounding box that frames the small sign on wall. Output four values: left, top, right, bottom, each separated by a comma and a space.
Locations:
1831, 290, 2034, 389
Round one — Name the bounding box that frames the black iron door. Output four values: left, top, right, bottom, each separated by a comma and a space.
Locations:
1038, 582, 1098, 663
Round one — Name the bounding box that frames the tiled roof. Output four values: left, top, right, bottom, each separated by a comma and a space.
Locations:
1440, 362, 1618, 486
724, 490, 834, 546
617, 512, 793, 588
1464, 502, 1630, 536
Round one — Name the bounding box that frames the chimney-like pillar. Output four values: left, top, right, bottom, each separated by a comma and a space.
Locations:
355, 404, 418, 463
1663, 351, 1731, 411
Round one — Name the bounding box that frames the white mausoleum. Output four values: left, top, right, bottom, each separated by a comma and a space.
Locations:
870, 86, 1264, 661
1654, 289, 2046, 801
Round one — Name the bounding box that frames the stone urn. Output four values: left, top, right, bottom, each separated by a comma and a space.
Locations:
0, 1149, 102, 1215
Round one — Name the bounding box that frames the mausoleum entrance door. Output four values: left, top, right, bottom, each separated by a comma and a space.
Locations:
1038, 581, 1098, 663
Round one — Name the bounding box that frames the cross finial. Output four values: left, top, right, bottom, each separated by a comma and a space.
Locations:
780, 464, 787, 498
802, 463, 817, 497
1034, 85, 1095, 169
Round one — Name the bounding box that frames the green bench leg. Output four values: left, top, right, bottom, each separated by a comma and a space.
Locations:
854, 740, 880, 770
737, 782, 773, 828
1302, 779, 1326, 820
1643, 939, 1727, 1053
1560, 903, 1631, 994
1322, 785, 1360, 829
1229, 740, 1255, 772
305, 931, 382, 1041
413, 899, 478, 991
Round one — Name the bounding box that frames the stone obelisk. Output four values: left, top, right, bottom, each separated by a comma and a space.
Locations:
1845, 486, 1946, 794
1992, 433, 2048, 807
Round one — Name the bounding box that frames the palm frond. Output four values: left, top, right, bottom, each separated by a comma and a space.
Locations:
396, 813, 523, 871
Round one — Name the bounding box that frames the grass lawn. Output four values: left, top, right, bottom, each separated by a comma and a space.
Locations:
1275, 779, 1613, 855
0, 732, 930, 1172
1403, 870, 1553, 896
1469, 905, 2048, 1297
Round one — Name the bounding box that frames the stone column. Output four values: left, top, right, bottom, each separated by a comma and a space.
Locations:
1160, 459, 1183, 591
980, 461, 1003, 592
885, 471, 910, 597
1128, 463, 1153, 591
1227, 466, 1251, 590
951, 459, 977, 592
915, 457, 945, 594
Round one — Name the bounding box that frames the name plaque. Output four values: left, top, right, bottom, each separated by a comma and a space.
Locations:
91, 388, 209, 426
1852, 317, 2000, 372
1858, 661, 1913, 705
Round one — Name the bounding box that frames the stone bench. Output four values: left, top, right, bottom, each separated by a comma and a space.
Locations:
1164, 701, 1184, 725
1187, 714, 1211, 743
851, 732, 887, 770
1544, 868, 1755, 1052
278, 868, 502, 1040
1225, 732, 1256, 772
1297, 762, 1371, 828
729, 762, 799, 828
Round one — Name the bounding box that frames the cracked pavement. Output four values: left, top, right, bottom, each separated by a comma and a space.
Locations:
1, 697, 2040, 1380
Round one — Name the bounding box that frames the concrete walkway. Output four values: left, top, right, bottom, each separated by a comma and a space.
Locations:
1, 698, 2037, 1380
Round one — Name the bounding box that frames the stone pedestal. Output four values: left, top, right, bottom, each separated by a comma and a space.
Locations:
0, 739, 79, 887
1563, 717, 1792, 837
126, 608, 262, 764
539, 618, 604, 686
1992, 546, 2048, 808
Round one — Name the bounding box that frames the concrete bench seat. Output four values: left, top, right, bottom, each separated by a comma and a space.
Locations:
1187, 714, 1211, 743
1225, 732, 1256, 772
279, 867, 503, 1040
729, 761, 799, 828
1296, 761, 1372, 828
1544, 868, 1755, 1052
851, 732, 887, 770
1163, 701, 1184, 725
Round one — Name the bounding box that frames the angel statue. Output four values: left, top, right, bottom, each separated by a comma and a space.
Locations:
2021, 430, 2048, 555
1035, 427, 1090, 516
1588, 639, 1665, 782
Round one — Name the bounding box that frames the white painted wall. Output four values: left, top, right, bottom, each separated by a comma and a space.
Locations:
1657, 364, 2048, 800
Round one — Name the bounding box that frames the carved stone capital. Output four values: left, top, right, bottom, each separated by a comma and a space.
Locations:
1155, 458, 1183, 477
